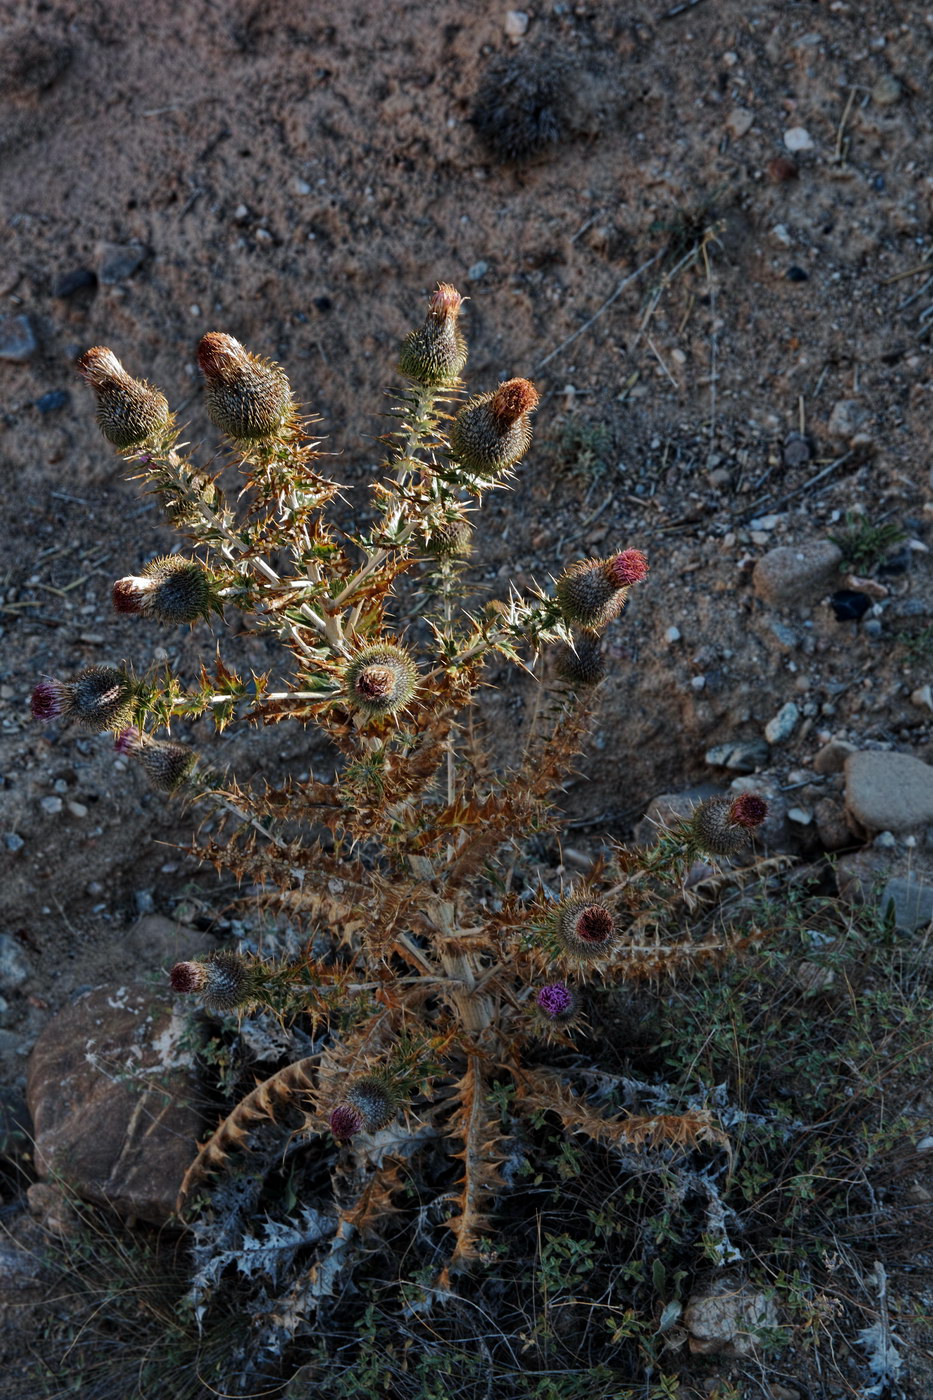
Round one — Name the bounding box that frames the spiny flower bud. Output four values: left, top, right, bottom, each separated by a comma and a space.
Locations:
76, 347, 170, 450
169, 951, 257, 1013
197, 332, 293, 441
450, 377, 539, 476
555, 633, 605, 687
425, 517, 473, 558
555, 549, 648, 631
115, 729, 198, 793
113, 556, 218, 624
689, 794, 769, 858
535, 983, 577, 1023
343, 644, 418, 719
397, 282, 468, 387
552, 897, 617, 962
31, 666, 137, 732
330, 1075, 398, 1141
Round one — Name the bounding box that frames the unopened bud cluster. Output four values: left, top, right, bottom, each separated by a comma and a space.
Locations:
450, 378, 539, 476
329, 1075, 399, 1141
170, 952, 258, 1012
76, 348, 170, 449
688, 793, 768, 858
342, 644, 418, 719
197, 332, 293, 442
397, 283, 468, 387
115, 728, 198, 793
555, 549, 649, 631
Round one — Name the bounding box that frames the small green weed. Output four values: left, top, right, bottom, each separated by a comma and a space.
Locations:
829, 511, 906, 571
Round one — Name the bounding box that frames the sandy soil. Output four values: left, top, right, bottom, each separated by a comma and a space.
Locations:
0, 2, 931, 1371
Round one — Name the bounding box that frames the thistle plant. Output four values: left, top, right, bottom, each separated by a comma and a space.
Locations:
36, 283, 769, 1344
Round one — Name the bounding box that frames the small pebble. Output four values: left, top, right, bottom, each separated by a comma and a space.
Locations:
66, 801, 88, 819
783, 127, 814, 153
505, 9, 529, 39
0, 314, 38, 363
691, 675, 706, 690
86, 881, 104, 896
39, 795, 63, 816
293, 178, 311, 195
467, 260, 489, 281
764, 701, 800, 744
96, 241, 148, 285
36, 390, 70, 415
872, 74, 903, 106
910, 685, 933, 711
873, 831, 897, 849
726, 108, 754, 138
786, 265, 809, 282
665, 626, 682, 644
787, 807, 813, 825
861, 618, 883, 640
53, 267, 97, 298
4, 833, 24, 852
783, 432, 811, 467
767, 156, 798, 183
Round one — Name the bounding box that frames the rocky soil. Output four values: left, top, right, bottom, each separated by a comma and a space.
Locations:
1, 0, 932, 1394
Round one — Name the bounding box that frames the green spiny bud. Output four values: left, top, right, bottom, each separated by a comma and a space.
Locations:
169, 951, 258, 1012
397, 283, 468, 387
330, 1074, 399, 1140
197, 332, 293, 441
31, 666, 137, 733
343, 644, 418, 719
555, 633, 605, 687
688, 794, 768, 858
115, 728, 198, 793
112, 556, 219, 624
76, 347, 171, 450
425, 516, 473, 558
450, 378, 539, 476
555, 550, 648, 630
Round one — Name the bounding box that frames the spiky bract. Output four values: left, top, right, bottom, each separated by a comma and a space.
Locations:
555, 550, 648, 630
31, 666, 137, 733
342, 644, 418, 718
76, 347, 170, 449
450, 378, 538, 476
425, 517, 473, 558
197, 332, 293, 441
115, 728, 198, 793
332, 1075, 398, 1140
552, 897, 618, 962
112, 556, 218, 624
689, 794, 769, 858
555, 632, 605, 687
397, 283, 468, 387
170, 952, 257, 1013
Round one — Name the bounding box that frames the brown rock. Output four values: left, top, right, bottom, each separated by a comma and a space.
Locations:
844, 750, 933, 834
752, 541, 842, 608
813, 739, 857, 775
684, 1280, 779, 1356
26, 982, 204, 1226
814, 797, 852, 851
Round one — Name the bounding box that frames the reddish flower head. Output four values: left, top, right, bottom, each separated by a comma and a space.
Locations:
553, 897, 618, 961
607, 550, 649, 587
728, 793, 768, 830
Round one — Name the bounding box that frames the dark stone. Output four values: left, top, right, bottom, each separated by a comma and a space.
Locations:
53, 267, 97, 298
877, 544, 912, 578
782, 432, 812, 468
785, 265, 809, 282
830, 589, 872, 621
0, 314, 38, 362
96, 242, 149, 285
35, 389, 70, 415
313, 295, 333, 312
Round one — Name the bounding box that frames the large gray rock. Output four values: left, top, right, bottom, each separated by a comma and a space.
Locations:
881, 877, 933, 931
753, 540, 842, 607
26, 982, 204, 1225
844, 751, 933, 834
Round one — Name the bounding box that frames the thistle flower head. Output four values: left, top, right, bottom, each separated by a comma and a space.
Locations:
552, 896, 617, 962
197, 332, 293, 441
331, 1075, 398, 1141
555, 632, 605, 687
76, 346, 170, 449
425, 516, 473, 559
689, 794, 769, 858
555, 548, 648, 631
31, 666, 137, 733
535, 983, 577, 1022
115, 728, 198, 793
112, 556, 218, 624
397, 281, 468, 386
169, 951, 258, 1013
450, 377, 538, 477
342, 644, 418, 719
